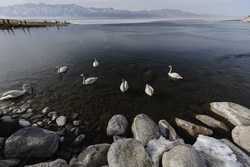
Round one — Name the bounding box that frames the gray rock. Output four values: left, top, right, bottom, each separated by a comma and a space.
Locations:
159, 120, 179, 140
146, 136, 184, 167
0, 116, 14, 123
107, 114, 128, 136
24, 159, 68, 167
71, 144, 110, 167
108, 138, 153, 167
56, 116, 67, 127
210, 102, 250, 126
232, 126, 250, 153
132, 114, 160, 145
4, 127, 60, 158
195, 114, 229, 131
0, 159, 20, 167
41, 107, 50, 114
72, 134, 86, 146
162, 145, 206, 167
193, 135, 242, 167
175, 118, 213, 137
18, 119, 31, 127
21, 112, 33, 119
221, 139, 250, 167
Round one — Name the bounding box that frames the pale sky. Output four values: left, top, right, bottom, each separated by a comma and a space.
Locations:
0, 0, 249, 16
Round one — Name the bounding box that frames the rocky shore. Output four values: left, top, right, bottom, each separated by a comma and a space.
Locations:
0, 19, 69, 29
0, 100, 249, 167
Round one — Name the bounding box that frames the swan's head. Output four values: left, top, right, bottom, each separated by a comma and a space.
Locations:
22, 84, 32, 94
80, 73, 85, 78
168, 65, 172, 68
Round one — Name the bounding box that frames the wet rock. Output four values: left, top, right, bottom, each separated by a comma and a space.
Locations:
195, 114, 229, 131
0, 116, 14, 123
221, 139, 250, 167
56, 116, 67, 127
193, 135, 242, 167
159, 120, 179, 140
132, 114, 160, 145
108, 138, 153, 167
0, 159, 20, 167
4, 127, 60, 158
210, 102, 250, 126
73, 120, 81, 126
175, 118, 213, 137
24, 159, 68, 167
41, 107, 50, 114
232, 126, 250, 153
72, 134, 86, 146
48, 112, 57, 121
146, 136, 184, 167
70, 144, 110, 167
107, 114, 128, 136
19, 103, 30, 113
162, 145, 206, 167
18, 119, 31, 127
21, 112, 33, 119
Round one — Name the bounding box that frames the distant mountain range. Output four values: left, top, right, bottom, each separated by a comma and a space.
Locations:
0, 3, 200, 18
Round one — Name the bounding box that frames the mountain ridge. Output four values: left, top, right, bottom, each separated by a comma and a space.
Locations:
0, 3, 200, 18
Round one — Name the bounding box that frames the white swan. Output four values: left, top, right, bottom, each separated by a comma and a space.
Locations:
168, 65, 183, 80
120, 79, 129, 93
80, 74, 98, 85
145, 84, 154, 96
93, 59, 99, 68
57, 65, 68, 74
0, 84, 31, 101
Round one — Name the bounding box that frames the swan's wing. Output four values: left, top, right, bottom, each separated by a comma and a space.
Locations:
0, 94, 18, 101
145, 85, 154, 96
171, 73, 183, 79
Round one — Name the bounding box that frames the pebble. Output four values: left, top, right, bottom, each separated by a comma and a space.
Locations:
56, 116, 67, 127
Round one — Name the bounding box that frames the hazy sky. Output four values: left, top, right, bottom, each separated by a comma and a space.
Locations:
0, 0, 249, 16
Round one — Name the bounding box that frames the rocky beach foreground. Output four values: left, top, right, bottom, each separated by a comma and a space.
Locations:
0, 99, 249, 167
0, 19, 69, 29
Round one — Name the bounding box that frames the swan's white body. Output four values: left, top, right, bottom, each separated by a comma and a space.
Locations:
93, 59, 99, 68
145, 84, 154, 96
0, 84, 30, 101
168, 65, 183, 80
57, 66, 68, 74
81, 74, 98, 85
120, 79, 129, 93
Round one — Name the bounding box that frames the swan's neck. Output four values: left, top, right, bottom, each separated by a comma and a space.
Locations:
82, 77, 86, 84
169, 66, 172, 73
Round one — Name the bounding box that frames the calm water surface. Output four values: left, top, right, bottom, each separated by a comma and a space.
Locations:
1, 20, 250, 144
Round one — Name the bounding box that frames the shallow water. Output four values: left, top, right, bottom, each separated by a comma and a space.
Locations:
0, 20, 250, 144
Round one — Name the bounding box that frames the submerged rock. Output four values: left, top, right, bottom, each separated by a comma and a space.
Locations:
71, 144, 110, 167
4, 127, 59, 158
132, 114, 160, 145
221, 139, 250, 167
146, 136, 183, 167
232, 126, 250, 153
193, 135, 243, 167
162, 145, 206, 167
195, 114, 229, 131
210, 102, 250, 126
107, 114, 128, 136
72, 134, 86, 146
24, 159, 68, 167
175, 118, 213, 137
158, 120, 179, 140
108, 138, 153, 167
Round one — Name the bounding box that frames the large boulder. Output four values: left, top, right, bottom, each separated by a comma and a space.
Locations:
195, 115, 229, 131
221, 139, 250, 167
162, 145, 206, 167
175, 118, 213, 137
24, 159, 68, 167
132, 114, 160, 145
210, 102, 250, 126
70, 144, 110, 167
4, 127, 60, 158
107, 114, 128, 136
108, 138, 153, 167
158, 120, 179, 140
146, 136, 184, 167
193, 135, 243, 167
232, 126, 250, 153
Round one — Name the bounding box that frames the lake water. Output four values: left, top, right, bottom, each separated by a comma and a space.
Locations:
0, 19, 250, 144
